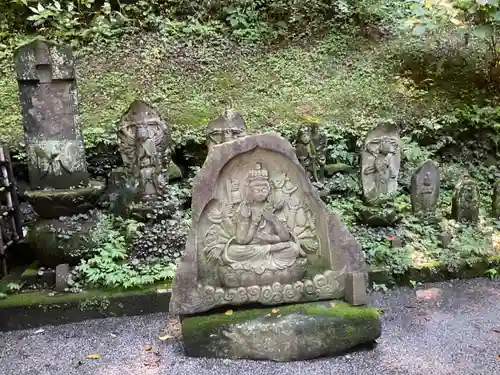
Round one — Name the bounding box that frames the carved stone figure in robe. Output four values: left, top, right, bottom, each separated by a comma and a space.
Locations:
204, 162, 318, 288
118, 100, 171, 200
295, 124, 327, 183
363, 135, 399, 199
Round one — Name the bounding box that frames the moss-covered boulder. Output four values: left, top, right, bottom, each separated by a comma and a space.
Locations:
168, 161, 182, 181
27, 210, 103, 267
181, 300, 381, 361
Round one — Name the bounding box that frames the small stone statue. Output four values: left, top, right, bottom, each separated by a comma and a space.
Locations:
118, 100, 171, 200
361, 123, 401, 203
492, 179, 500, 219
451, 178, 479, 222
411, 160, 440, 216
206, 108, 246, 151
295, 124, 327, 183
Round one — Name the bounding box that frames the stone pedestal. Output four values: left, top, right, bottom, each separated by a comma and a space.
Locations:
181, 300, 381, 362
27, 210, 102, 267
25, 180, 105, 219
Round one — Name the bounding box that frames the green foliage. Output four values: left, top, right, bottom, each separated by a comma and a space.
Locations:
6, 282, 22, 293
407, 0, 500, 84
73, 213, 176, 289
485, 267, 499, 279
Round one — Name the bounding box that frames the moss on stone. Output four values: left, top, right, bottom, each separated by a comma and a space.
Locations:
181, 299, 381, 361
25, 181, 105, 199
0, 280, 171, 309
182, 300, 380, 338
168, 161, 182, 181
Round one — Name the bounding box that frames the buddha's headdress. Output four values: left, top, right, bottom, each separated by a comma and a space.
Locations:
246, 163, 269, 184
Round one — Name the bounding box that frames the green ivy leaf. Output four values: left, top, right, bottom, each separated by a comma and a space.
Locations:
474, 25, 493, 39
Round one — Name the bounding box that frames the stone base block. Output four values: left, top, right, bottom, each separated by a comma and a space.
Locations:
25, 180, 105, 219
181, 300, 381, 362
27, 209, 102, 267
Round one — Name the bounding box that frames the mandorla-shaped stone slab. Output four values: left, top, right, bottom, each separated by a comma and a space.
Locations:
181, 300, 381, 362
411, 160, 440, 216
169, 132, 367, 315
361, 123, 401, 203
117, 100, 171, 199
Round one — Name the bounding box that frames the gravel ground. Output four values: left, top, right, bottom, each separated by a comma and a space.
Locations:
0, 277, 499, 375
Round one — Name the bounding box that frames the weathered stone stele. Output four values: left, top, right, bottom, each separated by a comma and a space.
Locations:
206, 108, 246, 151
411, 160, 440, 216
14, 39, 89, 190
117, 100, 171, 200
169, 132, 367, 315
295, 123, 327, 183
493, 180, 500, 219
361, 123, 401, 203
451, 178, 479, 222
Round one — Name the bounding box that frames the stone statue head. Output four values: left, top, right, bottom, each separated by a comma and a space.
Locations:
207, 109, 246, 150
246, 163, 271, 203
379, 136, 398, 155
297, 126, 312, 145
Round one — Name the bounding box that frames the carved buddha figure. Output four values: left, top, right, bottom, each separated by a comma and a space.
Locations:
364, 135, 399, 197
223, 163, 303, 275
421, 172, 433, 194
204, 162, 318, 288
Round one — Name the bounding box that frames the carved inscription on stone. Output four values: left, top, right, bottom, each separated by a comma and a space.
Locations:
26, 139, 87, 180
295, 124, 327, 183
411, 160, 440, 216
206, 109, 246, 151
169, 133, 367, 315
14, 39, 88, 189
118, 100, 171, 199
361, 124, 401, 202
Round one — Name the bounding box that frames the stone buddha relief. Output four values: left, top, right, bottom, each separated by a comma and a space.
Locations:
118, 100, 171, 200
361, 124, 401, 202
204, 161, 319, 288
169, 133, 367, 315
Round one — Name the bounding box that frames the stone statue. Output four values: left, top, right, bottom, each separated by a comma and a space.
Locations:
411, 160, 440, 216
206, 108, 246, 151
295, 124, 327, 183
204, 162, 319, 288
451, 178, 479, 222
118, 100, 171, 200
14, 39, 89, 190
169, 132, 367, 315
361, 124, 401, 202
493, 180, 500, 219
